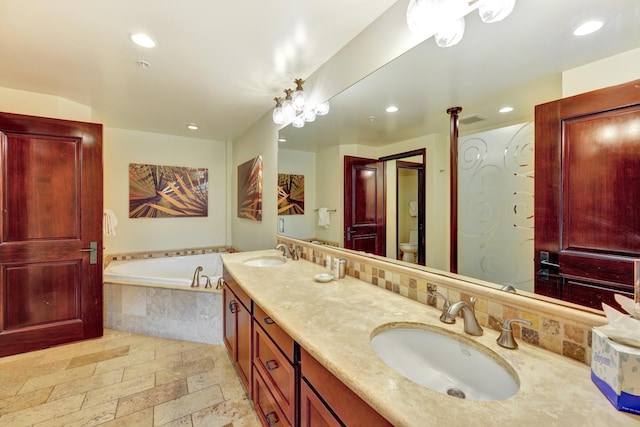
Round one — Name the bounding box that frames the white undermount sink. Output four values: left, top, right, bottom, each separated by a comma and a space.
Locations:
242, 256, 286, 267
371, 324, 519, 401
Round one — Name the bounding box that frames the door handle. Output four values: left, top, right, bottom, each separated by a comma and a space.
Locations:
79, 241, 98, 264
346, 227, 357, 242
540, 260, 560, 269
539, 251, 559, 280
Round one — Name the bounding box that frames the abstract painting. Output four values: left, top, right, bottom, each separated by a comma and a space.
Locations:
129, 163, 208, 218
237, 155, 263, 221
278, 174, 304, 215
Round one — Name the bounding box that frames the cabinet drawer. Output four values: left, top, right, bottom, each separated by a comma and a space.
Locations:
254, 303, 295, 362
254, 323, 296, 424
253, 367, 292, 427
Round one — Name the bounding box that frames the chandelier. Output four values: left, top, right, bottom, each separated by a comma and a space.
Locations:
407, 0, 516, 48
272, 79, 330, 127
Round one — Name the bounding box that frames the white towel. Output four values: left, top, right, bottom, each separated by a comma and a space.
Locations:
409, 201, 417, 217
318, 207, 331, 228
103, 209, 118, 236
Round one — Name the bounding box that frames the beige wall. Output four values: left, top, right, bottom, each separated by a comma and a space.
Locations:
0, 87, 94, 122
277, 148, 317, 239
231, 113, 279, 252
103, 127, 227, 254
562, 47, 640, 97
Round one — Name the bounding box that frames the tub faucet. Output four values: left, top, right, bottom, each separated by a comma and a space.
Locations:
202, 274, 212, 289
275, 243, 292, 258
441, 297, 484, 336
191, 266, 203, 287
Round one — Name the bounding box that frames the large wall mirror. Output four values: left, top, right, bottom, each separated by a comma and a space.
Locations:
277, 0, 640, 310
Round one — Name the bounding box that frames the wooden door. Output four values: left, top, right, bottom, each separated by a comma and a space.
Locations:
534, 80, 640, 310
343, 156, 385, 256
0, 112, 103, 357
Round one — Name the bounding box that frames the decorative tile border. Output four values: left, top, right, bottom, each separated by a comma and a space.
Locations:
281, 237, 604, 365
104, 245, 237, 268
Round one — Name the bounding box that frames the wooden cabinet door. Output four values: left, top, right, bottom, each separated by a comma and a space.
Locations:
222, 285, 237, 358
0, 112, 102, 357
534, 79, 640, 310
300, 379, 341, 427
222, 269, 252, 395
236, 296, 252, 393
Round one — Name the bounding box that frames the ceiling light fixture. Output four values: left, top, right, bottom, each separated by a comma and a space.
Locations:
272, 79, 330, 127
407, 0, 516, 48
499, 106, 514, 113
186, 124, 199, 130
130, 33, 156, 48
386, 106, 399, 113
573, 20, 603, 36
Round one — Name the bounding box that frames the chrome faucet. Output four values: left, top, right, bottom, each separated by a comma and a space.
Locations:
275, 243, 292, 258
441, 297, 484, 336
190, 266, 203, 287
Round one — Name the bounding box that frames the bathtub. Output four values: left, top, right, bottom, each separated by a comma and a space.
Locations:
103, 253, 223, 288
103, 253, 225, 345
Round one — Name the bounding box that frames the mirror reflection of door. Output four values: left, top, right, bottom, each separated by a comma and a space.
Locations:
534, 79, 640, 311
344, 156, 385, 255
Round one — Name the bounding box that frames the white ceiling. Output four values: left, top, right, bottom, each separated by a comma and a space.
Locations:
280, 0, 640, 151
0, 0, 397, 140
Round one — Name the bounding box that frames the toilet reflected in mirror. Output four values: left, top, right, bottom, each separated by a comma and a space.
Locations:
399, 231, 418, 263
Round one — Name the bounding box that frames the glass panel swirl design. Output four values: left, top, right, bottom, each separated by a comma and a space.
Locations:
458, 122, 534, 291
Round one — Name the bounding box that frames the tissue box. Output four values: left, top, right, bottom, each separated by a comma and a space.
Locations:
591, 328, 640, 414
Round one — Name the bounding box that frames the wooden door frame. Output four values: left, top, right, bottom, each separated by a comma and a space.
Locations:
379, 149, 426, 264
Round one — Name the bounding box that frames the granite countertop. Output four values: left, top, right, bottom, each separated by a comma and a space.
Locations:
222, 249, 640, 426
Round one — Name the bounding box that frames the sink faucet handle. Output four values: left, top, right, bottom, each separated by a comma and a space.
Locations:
497, 318, 532, 349
500, 284, 517, 293
289, 244, 299, 260
470, 296, 477, 309
429, 290, 451, 322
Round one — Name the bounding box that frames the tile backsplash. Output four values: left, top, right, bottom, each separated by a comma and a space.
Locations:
277, 236, 606, 366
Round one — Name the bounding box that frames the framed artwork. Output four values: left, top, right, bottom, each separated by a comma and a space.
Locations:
129, 163, 208, 218
237, 155, 263, 221
278, 174, 304, 215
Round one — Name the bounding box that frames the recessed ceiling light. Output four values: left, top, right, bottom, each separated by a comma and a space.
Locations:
499, 107, 514, 113
130, 33, 156, 48
186, 124, 199, 130
386, 106, 399, 113
573, 20, 603, 36
278, 137, 287, 143
136, 60, 150, 69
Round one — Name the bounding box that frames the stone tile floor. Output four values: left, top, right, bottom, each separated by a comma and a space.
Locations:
0, 330, 261, 427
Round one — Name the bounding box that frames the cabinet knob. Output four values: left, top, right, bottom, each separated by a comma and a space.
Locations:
229, 300, 238, 314
264, 317, 275, 325
265, 359, 279, 371
265, 411, 280, 425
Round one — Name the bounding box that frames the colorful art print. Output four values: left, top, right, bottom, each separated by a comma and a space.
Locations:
237, 155, 263, 221
129, 163, 208, 218
278, 174, 304, 215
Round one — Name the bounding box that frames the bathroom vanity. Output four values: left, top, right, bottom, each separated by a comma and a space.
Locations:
221, 249, 639, 426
